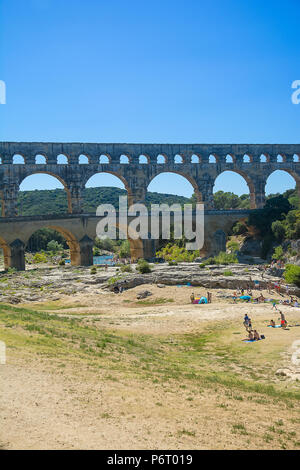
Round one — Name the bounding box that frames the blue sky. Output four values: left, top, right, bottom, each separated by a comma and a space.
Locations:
0, 0, 299, 197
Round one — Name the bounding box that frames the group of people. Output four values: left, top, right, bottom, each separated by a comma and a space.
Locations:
270, 310, 288, 329
190, 291, 212, 304
243, 304, 289, 342
243, 314, 264, 341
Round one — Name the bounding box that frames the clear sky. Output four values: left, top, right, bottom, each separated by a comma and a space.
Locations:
0, 0, 299, 197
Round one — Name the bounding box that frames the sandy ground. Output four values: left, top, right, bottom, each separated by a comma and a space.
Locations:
1, 285, 300, 450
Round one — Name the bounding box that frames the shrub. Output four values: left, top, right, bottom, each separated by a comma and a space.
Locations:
119, 240, 131, 258
156, 243, 200, 262
120, 265, 132, 273
223, 270, 234, 276
271, 221, 286, 241
93, 246, 101, 256
232, 222, 247, 235
284, 264, 300, 287
90, 266, 97, 274
47, 240, 63, 253
214, 251, 238, 265
136, 259, 151, 274
58, 259, 65, 266
168, 260, 178, 266
33, 252, 48, 264
227, 240, 239, 253
272, 245, 284, 261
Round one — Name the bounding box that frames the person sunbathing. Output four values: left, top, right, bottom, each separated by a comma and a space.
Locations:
253, 330, 260, 340
269, 319, 276, 327
248, 330, 254, 341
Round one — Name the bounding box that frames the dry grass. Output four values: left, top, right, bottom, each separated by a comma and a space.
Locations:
0, 292, 299, 450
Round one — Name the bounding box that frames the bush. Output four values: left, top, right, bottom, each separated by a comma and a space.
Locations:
271, 221, 286, 241
272, 245, 284, 261
47, 240, 63, 253
90, 266, 97, 274
198, 257, 216, 267
119, 240, 131, 258
284, 264, 300, 287
93, 246, 101, 256
232, 221, 248, 235
168, 260, 178, 266
136, 259, 151, 274
223, 270, 234, 276
120, 265, 132, 273
227, 240, 239, 253
214, 251, 238, 265
156, 243, 200, 262
58, 259, 65, 266
33, 252, 48, 264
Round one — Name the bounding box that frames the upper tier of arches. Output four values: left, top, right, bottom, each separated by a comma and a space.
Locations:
0, 142, 299, 166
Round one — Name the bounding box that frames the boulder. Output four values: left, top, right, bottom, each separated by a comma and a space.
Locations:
136, 290, 153, 299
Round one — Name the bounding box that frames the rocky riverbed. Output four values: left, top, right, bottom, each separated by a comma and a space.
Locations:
0, 262, 299, 304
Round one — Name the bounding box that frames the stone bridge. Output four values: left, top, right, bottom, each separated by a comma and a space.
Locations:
0, 142, 299, 269
0, 211, 251, 270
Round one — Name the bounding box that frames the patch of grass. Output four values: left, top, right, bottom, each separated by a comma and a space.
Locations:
232, 424, 248, 435
136, 297, 174, 306
177, 429, 196, 437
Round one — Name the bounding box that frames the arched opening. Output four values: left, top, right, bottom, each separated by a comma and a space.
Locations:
265, 170, 298, 199
148, 172, 199, 199
26, 226, 80, 266
213, 171, 251, 210
84, 172, 138, 260
18, 173, 71, 215
35, 154, 47, 164
260, 154, 268, 163
139, 154, 149, 164
243, 154, 251, 163
277, 154, 284, 163
157, 154, 166, 164
225, 154, 234, 163
99, 154, 110, 164
147, 172, 200, 256
191, 154, 200, 163
84, 172, 130, 211
13, 154, 25, 164
174, 154, 183, 164
293, 154, 299, 162
57, 154, 68, 164
0, 156, 2, 164
209, 154, 217, 163
120, 154, 130, 164
79, 154, 89, 164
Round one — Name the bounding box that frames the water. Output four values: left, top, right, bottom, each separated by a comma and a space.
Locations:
65, 255, 115, 265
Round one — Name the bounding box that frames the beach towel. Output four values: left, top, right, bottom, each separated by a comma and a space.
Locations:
240, 295, 251, 301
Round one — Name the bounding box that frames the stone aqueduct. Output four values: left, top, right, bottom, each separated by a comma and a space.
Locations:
0, 142, 299, 270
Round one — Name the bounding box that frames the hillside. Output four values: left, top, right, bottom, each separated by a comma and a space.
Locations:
17, 187, 191, 216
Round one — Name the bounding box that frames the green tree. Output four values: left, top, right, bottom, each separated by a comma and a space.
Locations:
271, 221, 286, 241
47, 240, 63, 253
284, 264, 300, 287
119, 240, 131, 258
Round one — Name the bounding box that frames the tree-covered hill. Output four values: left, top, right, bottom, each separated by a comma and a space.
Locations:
16, 187, 192, 216
13, 186, 300, 216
